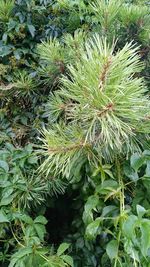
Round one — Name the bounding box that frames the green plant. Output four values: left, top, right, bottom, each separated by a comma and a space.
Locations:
12, 70, 38, 97
39, 36, 150, 175
37, 30, 86, 87
119, 4, 148, 26
90, 0, 122, 34
38, 36, 150, 266
0, 0, 150, 266
0, 210, 73, 267
0, 0, 14, 23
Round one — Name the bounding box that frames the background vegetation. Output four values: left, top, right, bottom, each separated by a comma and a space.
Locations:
0, 0, 150, 266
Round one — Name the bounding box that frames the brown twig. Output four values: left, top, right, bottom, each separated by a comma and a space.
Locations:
48, 141, 91, 154
99, 57, 112, 91
97, 102, 114, 117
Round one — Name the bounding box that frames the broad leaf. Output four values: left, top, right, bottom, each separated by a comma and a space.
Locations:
27, 25, 36, 37
0, 194, 15, 206
57, 243, 70, 256
0, 210, 9, 223
84, 195, 99, 213
123, 215, 138, 240
141, 221, 150, 257
146, 160, 150, 176
60, 255, 73, 266
136, 205, 146, 219
34, 223, 46, 241
85, 218, 101, 240
106, 240, 118, 260
9, 247, 33, 267
130, 153, 145, 172
34, 216, 48, 225
83, 195, 99, 224
101, 205, 118, 217
0, 160, 9, 172
19, 214, 33, 225
96, 180, 119, 195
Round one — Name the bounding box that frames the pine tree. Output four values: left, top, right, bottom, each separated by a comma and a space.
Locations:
39, 35, 150, 178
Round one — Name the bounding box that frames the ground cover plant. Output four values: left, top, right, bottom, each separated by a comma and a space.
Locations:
0, 0, 150, 266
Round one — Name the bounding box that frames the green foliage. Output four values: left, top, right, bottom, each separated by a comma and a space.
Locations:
9, 240, 72, 267
39, 37, 150, 177
0, 210, 72, 267
0, 0, 150, 266
0, 143, 46, 209
37, 30, 86, 87
0, 0, 14, 23
119, 4, 148, 26
12, 70, 38, 97
63, 150, 150, 266
90, 0, 122, 34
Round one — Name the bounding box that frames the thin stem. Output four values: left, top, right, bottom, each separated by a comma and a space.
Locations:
10, 224, 24, 248
114, 158, 125, 267
38, 252, 50, 262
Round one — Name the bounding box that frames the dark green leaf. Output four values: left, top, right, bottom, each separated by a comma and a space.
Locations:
19, 214, 33, 225
136, 205, 146, 219
0, 210, 9, 223
34, 223, 46, 241
0, 194, 15, 206
130, 153, 145, 172
141, 221, 150, 257
101, 205, 118, 217
0, 160, 9, 172
57, 243, 70, 256
0, 45, 12, 57
106, 240, 118, 260
146, 160, 150, 176
34, 216, 47, 225
123, 215, 138, 240
27, 25, 36, 37
84, 195, 99, 213
85, 218, 101, 240
60, 255, 73, 266
96, 180, 119, 194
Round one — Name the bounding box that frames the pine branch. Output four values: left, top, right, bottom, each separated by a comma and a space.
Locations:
90, 0, 122, 32
38, 124, 92, 177
39, 35, 150, 177
98, 56, 112, 91
37, 30, 86, 86
119, 4, 148, 26
0, 0, 14, 22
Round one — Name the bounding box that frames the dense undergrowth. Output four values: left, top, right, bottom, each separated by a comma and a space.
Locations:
0, 0, 150, 266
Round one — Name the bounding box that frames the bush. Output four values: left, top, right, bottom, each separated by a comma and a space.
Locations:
0, 0, 150, 266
